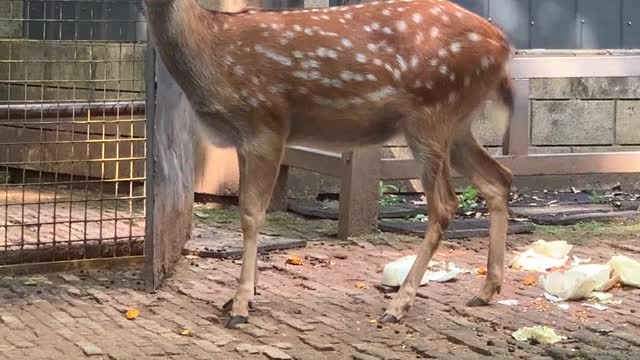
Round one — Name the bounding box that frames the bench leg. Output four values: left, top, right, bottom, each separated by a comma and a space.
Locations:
338, 147, 381, 240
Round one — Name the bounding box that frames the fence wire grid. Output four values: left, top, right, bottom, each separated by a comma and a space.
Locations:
0, 0, 147, 266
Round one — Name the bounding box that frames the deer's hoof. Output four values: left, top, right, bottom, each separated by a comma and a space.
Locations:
222, 299, 254, 313
466, 296, 490, 307
224, 315, 248, 329
378, 313, 400, 324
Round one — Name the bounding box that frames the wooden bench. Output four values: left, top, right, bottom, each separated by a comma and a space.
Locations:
275, 54, 640, 239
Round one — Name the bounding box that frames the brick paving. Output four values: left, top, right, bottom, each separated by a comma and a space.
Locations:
1, 226, 640, 359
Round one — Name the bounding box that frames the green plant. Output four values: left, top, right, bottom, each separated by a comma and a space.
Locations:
378, 182, 404, 206
586, 190, 605, 204
458, 186, 480, 210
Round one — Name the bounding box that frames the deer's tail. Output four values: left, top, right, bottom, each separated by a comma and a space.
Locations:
496, 70, 515, 154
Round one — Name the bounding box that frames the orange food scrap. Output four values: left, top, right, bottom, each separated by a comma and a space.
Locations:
125, 308, 139, 320
522, 275, 537, 286
286, 255, 304, 266
180, 329, 193, 336
355, 282, 368, 289
476, 267, 487, 276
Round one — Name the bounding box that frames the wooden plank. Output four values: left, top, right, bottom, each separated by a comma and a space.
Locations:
144, 48, 195, 291
511, 56, 640, 79
283, 146, 344, 178
0, 125, 145, 180
337, 147, 381, 239
380, 152, 640, 180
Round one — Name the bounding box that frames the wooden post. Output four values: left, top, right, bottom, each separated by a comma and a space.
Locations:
337, 146, 381, 239
144, 47, 196, 291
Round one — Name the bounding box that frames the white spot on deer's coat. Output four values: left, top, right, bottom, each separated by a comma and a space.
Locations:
468, 32, 481, 42
367, 43, 377, 52
438, 48, 448, 58
408, 55, 418, 69
293, 25, 303, 32
438, 65, 448, 74
429, 58, 439, 66
233, 66, 244, 75
395, 20, 407, 32
366, 73, 378, 81
480, 56, 490, 69
341, 38, 353, 47
292, 50, 304, 58
301, 59, 321, 69
366, 86, 398, 102
412, 13, 423, 23
382, 9, 391, 16
396, 55, 408, 71
355, 53, 368, 63
364, 25, 372, 32
340, 71, 356, 81
371, 22, 381, 31
416, 32, 424, 44
373, 58, 384, 66
383, 27, 393, 34
393, 69, 401, 80
449, 72, 456, 82
255, 45, 293, 66
450, 42, 462, 53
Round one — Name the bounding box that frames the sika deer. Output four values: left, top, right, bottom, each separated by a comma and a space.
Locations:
144, 0, 515, 328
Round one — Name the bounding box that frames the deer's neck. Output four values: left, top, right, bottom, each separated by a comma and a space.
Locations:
146, 0, 227, 104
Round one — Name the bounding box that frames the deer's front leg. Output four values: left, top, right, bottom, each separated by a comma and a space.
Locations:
224, 136, 285, 329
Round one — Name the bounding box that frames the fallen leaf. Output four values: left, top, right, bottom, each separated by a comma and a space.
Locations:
180, 329, 193, 336
126, 308, 140, 320
286, 255, 304, 266
522, 275, 537, 286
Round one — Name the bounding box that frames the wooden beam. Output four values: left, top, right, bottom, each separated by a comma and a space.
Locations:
283, 146, 344, 178
381, 152, 640, 180
511, 56, 640, 79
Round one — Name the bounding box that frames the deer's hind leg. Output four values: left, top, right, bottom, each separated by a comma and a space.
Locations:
223, 132, 285, 328
380, 118, 458, 323
450, 129, 512, 306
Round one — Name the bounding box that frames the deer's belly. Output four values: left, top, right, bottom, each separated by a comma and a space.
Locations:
287, 104, 403, 152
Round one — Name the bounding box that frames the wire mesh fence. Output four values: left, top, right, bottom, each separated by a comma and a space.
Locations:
0, 0, 147, 266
